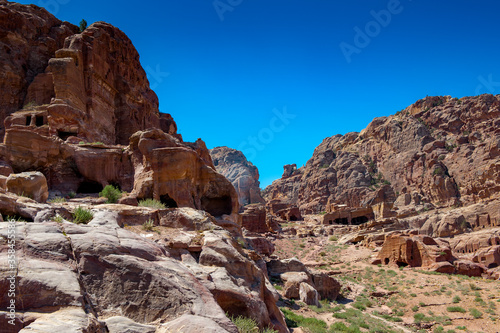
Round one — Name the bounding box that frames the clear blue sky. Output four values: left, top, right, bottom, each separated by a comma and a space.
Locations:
16, 0, 500, 187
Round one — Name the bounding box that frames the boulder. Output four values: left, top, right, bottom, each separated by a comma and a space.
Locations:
6, 172, 49, 202
453, 260, 485, 277
299, 282, 319, 306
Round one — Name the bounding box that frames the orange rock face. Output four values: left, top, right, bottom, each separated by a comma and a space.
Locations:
377, 233, 453, 269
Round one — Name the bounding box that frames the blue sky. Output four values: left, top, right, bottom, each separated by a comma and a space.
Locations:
17, 0, 500, 187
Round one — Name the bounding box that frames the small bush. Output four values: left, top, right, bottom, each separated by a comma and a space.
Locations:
329, 235, 338, 242
452, 295, 461, 303
229, 315, 258, 333
79, 19, 87, 32
469, 308, 482, 319
142, 219, 155, 231
48, 197, 66, 203
447, 306, 466, 313
68, 191, 76, 199
434, 326, 444, 333
99, 185, 122, 203
138, 198, 166, 209
414, 313, 425, 323
73, 207, 93, 224
412, 305, 419, 312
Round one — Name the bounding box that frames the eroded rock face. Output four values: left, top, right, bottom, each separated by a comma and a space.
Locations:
210, 146, 265, 207
264, 95, 500, 215
45, 21, 164, 145
377, 233, 453, 268
0, 208, 289, 332
0, 1, 78, 139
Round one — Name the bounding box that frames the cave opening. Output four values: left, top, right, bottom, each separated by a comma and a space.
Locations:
201, 195, 232, 217
384, 258, 389, 265
160, 193, 178, 208
396, 261, 408, 268
488, 263, 498, 269
351, 216, 369, 225
25, 115, 32, 126
35, 115, 44, 127
58, 130, 77, 141
289, 215, 298, 221
77, 180, 103, 194
334, 217, 349, 225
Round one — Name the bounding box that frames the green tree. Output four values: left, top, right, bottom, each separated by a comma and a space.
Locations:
79, 19, 87, 33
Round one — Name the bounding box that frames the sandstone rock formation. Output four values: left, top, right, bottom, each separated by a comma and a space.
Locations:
5, 171, 48, 203
267, 258, 341, 301
0, 2, 292, 332
264, 95, 500, 219
210, 146, 265, 207
0, 203, 289, 332
0, 3, 239, 219
0, 1, 78, 139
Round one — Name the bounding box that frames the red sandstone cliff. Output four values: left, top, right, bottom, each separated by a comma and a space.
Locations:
264, 95, 500, 217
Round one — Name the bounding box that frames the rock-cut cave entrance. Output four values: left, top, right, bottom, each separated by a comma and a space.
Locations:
351, 216, 369, 225
334, 218, 349, 225
58, 130, 78, 141
160, 194, 178, 208
201, 195, 232, 217
77, 180, 103, 194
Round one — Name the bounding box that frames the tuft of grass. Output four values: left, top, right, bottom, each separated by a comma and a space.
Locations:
469, 308, 482, 319
447, 306, 466, 313
452, 295, 461, 303
68, 191, 76, 199
228, 314, 277, 333
281, 308, 327, 333
142, 219, 155, 231
72, 207, 93, 224
48, 197, 66, 203
99, 185, 122, 203
138, 198, 166, 209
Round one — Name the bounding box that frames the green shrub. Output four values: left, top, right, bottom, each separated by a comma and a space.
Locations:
329, 235, 338, 242
138, 198, 166, 209
229, 315, 260, 333
68, 191, 76, 199
72, 207, 93, 224
434, 326, 444, 333
99, 185, 122, 203
414, 313, 425, 323
452, 295, 461, 303
447, 306, 466, 313
411, 305, 419, 312
79, 19, 87, 32
469, 308, 482, 319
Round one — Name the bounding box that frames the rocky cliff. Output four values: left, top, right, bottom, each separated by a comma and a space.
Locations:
210, 146, 265, 207
0, 1, 78, 139
0, 2, 294, 332
264, 95, 500, 217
